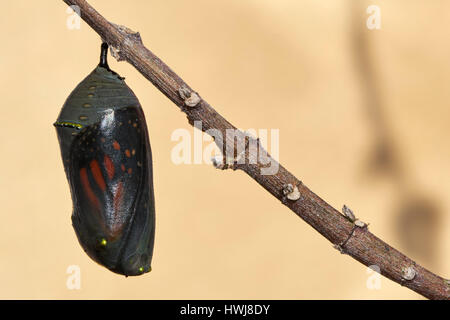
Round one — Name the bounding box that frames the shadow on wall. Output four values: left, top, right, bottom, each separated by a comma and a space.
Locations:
350, 1, 442, 266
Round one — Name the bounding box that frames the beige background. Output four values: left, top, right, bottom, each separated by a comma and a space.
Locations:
0, 0, 449, 299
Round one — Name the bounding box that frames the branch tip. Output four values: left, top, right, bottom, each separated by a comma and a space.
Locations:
401, 266, 417, 281
282, 184, 300, 201
211, 155, 226, 170
354, 220, 367, 228
178, 86, 201, 107
342, 205, 356, 222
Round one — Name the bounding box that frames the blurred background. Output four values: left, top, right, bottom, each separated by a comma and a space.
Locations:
0, 0, 449, 299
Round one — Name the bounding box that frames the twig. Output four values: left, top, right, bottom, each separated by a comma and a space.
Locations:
62, 0, 449, 299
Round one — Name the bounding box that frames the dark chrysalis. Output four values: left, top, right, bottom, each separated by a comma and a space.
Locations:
54, 43, 155, 276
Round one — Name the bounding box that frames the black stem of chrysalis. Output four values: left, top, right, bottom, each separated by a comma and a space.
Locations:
99, 43, 124, 79
99, 42, 110, 69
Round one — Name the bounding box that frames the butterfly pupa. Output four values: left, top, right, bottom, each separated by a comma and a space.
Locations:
54, 43, 155, 276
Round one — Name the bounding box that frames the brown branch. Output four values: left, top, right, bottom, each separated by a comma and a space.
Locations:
63, 0, 449, 299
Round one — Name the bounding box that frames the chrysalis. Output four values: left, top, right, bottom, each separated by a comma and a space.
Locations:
54, 43, 155, 276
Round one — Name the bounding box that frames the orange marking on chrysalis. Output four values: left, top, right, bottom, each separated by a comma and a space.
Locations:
113, 141, 120, 150
103, 155, 115, 180
109, 181, 125, 239
89, 160, 106, 191
113, 182, 124, 213
125, 149, 131, 158
80, 168, 99, 209
121, 164, 126, 172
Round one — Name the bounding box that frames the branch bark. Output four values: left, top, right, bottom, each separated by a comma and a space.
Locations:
63, 0, 449, 299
